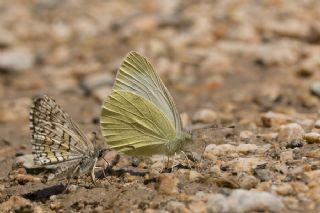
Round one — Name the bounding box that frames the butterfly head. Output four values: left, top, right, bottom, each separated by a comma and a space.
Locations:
93, 147, 109, 159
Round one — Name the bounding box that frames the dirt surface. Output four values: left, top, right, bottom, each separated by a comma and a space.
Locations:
1, 0, 320, 212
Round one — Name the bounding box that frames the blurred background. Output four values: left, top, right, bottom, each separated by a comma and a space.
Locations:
1, 0, 320, 181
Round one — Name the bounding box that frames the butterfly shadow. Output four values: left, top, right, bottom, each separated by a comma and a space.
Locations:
95, 166, 149, 180
23, 184, 65, 202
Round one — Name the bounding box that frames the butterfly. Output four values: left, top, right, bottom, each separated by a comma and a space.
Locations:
30, 95, 107, 186
100, 51, 193, 157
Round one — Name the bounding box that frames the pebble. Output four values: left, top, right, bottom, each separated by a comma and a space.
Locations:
16, 174, 41, 184
82, 73, 113, 90
166, 201, 187, 213
15, 154, 38, 170
236, 144, 257, 154
254, 168, 272, 181
192, 109, 219, 124
286, 139, 304, 149
314, 120, 320, 128
275, 183, 294, 196
0, 47, 35, 72
310, 81, 320, 97
261, 111, 292, 127
66, 184, 78, 193
186, 152, 202, 162
207, 189, 284, 213
201, 51, 231, 75
304, 132, 320, 143
0, 98, 31, 123
239, 130, 254, 140
0, 196, 31, 212
180, 112, 191, 128
50, 201, 61, 210
237, 173, 259, 189
255, 41, 300, 66
158, 173, 179, 195
280, 150, 294, 162
297, 57, 317, 77
188, 201, 206, 213
92, 86, 112, 102
226, 157, 267, 173
189, 171, 203, 181
291, 182, 309, 193
277, 123, 305, 143
204, 144, 236, 158
265, 19, 310, 39
209, 165, 221, 177
304, 170, 320, 184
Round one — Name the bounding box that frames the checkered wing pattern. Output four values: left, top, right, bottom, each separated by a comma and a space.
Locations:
30, 95, 94, 166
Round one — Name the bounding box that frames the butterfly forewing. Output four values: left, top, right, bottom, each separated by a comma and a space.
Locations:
30, 95, 94, 165
101, 90, 176, 155
113, 51, 183, 135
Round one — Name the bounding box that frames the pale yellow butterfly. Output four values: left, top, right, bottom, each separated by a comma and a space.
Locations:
100, 51, 192, 156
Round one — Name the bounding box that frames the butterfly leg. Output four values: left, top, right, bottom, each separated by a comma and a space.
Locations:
64, 165, 80, 192
171, 152, 177, 172
90, 158, 98, 185
181, 151, 191, 169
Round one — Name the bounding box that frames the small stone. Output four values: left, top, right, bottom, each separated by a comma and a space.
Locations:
238, 173, 259, 189
265, 19, 310, 39
0, 98, 31, 123
16, 174, 41, 184
207, 189, 284, 213
310, 81, 320, 97
92, 86, 112, 102
188, 201, 206, 213
314, 120, 320, 128
296, 57, 318, 77
239, 131, 254, 140
254, 168, 272, 181
50, 202, 61, 210
204, 144, 236, 158
158, 173, 179, 195
280, 150, 294, 162
276, 183, 294, 196
277, 123, 305, 143
201, 51, 231, 74
291, 182, 309, 193
274, 163, 288, 174
236, 144, 257, 154
210, 165, 221, 177
186, 152, 202, 162
189, 171, 203, 181
34, 206, 44, 213
166, 201, 187, 213
255, 41, 300, 66
82, 73, 113, 90
0, 47, 35, 72
180, 112, 191, 128
286, 139, 304, 149
15, 154, 38, 170
261, 111, 292, 127
192, 109, 219, 124
304, 132, 320, 143
66, 184, 78, 193
49, 195, 57, 201
304, 170, 320, 184
0, 196, 31, 212
227, 157, 267, 173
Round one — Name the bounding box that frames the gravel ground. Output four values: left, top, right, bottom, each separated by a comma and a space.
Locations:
1, 0, 320, 212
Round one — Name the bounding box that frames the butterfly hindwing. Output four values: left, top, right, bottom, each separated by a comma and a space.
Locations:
100, 90, 176, 155
30, 95, 93, 165
113, 51, 183, 135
